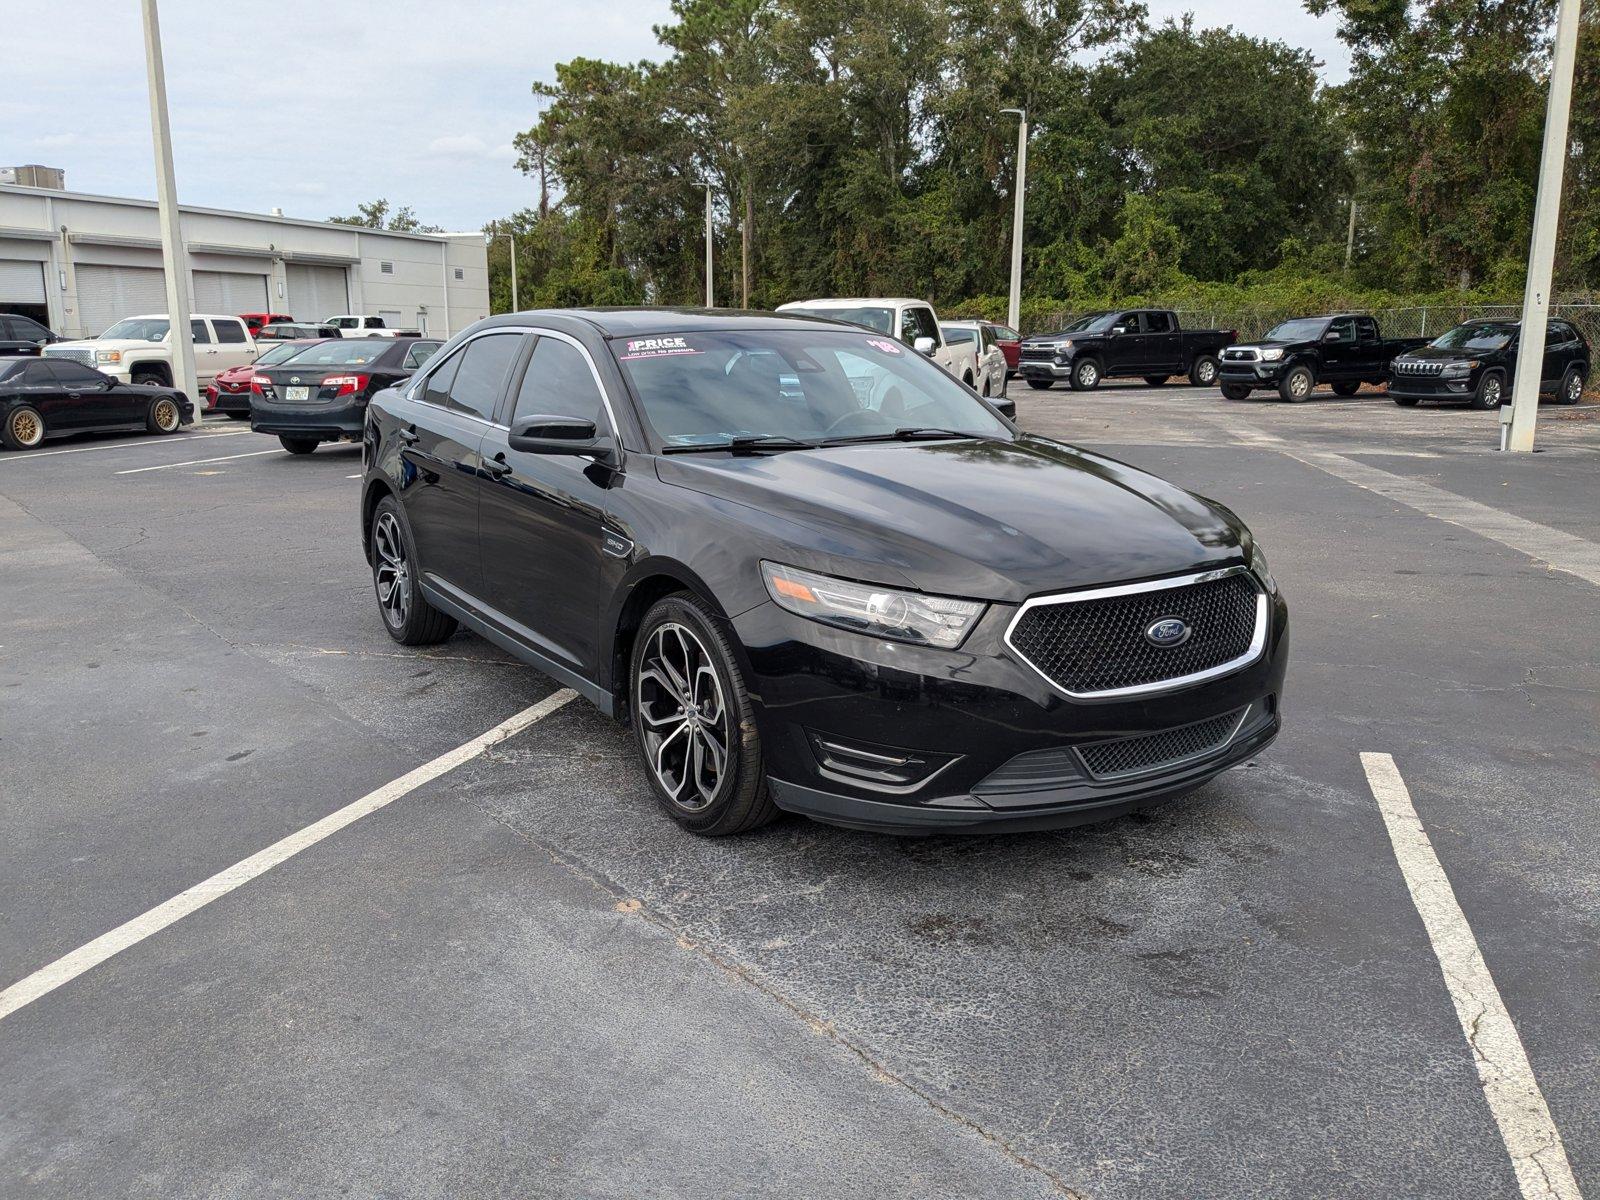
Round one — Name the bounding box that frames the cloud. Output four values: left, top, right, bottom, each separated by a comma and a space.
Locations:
426, 134, 491, 158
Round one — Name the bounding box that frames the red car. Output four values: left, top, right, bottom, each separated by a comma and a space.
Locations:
982, 321, 1023, 375
205, 339, 325, 416
239, 312, 293, 336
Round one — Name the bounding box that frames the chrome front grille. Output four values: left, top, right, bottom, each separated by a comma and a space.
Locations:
44, 347, 96, 369
1020, 344, 1057, 361
1005, 568, 1267, 699
1223, 348, 1260, 362
1075, 708, 1248, 781
1395, 360, 1444, 376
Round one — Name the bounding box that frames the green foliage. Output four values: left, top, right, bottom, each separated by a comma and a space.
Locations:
327, 199, 443, 233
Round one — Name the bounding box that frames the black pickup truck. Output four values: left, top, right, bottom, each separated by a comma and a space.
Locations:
1218, 314, 1426, 402
1018, 309, 1236, 391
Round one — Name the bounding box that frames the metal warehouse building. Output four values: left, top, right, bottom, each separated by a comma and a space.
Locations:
0, 182, 489, 340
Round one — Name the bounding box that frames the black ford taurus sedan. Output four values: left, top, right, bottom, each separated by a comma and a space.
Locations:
252, 336, 441, 454
360, 309, 1288, 836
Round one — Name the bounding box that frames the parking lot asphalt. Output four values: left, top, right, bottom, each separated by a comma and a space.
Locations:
2, 387, 1596, 1199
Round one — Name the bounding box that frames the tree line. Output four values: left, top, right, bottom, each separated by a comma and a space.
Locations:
477, 0, 1600, 327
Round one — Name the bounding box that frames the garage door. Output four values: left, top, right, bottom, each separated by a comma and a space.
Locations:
0, 259, 47, 306
285, 264, 348, 323
76, 264, 168, 337
192, 270, 268, 315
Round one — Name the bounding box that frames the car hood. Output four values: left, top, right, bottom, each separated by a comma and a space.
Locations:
1398, 345, 1495, 363
655, 435, 1248, 602
52, 337, 159, 353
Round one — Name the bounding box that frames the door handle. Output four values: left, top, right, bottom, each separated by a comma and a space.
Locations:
397, 427, 419, 445
484, 452, 513, 478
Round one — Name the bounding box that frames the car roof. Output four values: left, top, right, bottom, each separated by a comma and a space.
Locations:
777, 298, 926, 309
468, 307, 863, 338
120, 313, 247, 321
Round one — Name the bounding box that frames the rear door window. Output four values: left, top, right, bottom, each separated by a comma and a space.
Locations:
214, 319, 249, 344
190, 320, 214, 344
1356, 316, 1380, 342
445, 332, 522, 420
1143, 311, 1173, 334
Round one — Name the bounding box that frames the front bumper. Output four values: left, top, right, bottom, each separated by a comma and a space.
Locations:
1218, 362, 1285, 387
250, 399, 366, 441
212, 387, 252, 415
733, 586, 1289, 834
1387, 377, 1475, 400
1018, 358, 1072, 380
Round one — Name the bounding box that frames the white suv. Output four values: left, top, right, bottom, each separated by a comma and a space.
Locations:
325, 314, 400, 338
776, 297, 968, 384
45, 314, 258, 391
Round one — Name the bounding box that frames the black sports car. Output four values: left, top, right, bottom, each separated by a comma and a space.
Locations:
0, 356, 192, 451
360, 309, 1288, 837
250, 336, 442, 454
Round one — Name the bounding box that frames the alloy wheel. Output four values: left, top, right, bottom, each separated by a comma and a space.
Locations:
1078, 361, 1099, 388
153, 398, 179, 432
1290, 371, 1311, 400
373, 512, 411, 628
10, 409, 43, 447
1197, 359, 1217, 384
636, 622, 730, 812
1569, 374, 1583, 402
1484, 377, 1503, 408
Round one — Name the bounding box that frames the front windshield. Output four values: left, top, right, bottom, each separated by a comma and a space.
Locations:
1431, 322, 1516, 352
1059, 312, 1117, 334
1264, 318, 1329, 342
275, 340, 387, 366
780, 306, 895, 335
100, 318, 169, 341
256, 342, 314, 366
614, 330, 1009, 449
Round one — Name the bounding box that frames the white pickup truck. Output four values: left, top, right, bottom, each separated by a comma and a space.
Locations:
776, 297, 974, 386
44, 313, 258, 392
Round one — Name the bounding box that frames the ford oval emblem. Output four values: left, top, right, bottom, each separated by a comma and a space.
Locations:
1145, 617, 1191, 648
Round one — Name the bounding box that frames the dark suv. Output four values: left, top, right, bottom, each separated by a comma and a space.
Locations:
1389, 319, 1590, 409
360, 309, 1287, 838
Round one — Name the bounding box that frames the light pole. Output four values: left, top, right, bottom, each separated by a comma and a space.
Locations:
139, 0, 198, 411
1505, 0, 1581, 453
1001, 108, 1028, 333
489, 230, 519, 314
699, 181, 715, 308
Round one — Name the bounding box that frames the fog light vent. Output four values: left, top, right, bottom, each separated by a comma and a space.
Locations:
806, 731, 954, 792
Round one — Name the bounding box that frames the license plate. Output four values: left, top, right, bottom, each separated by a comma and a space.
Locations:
285, 386, 310, 401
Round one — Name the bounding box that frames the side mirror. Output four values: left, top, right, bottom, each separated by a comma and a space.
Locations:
1111, 326, 1128, 336
913, 336, 937, 357
991, 396, 1017, 421
36, 338, 50, 347
508, 415, 615, 462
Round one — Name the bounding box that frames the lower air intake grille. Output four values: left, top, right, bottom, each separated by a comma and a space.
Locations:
1076, 708, 1247, 781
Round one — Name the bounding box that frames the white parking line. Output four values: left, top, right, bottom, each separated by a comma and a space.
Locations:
116, 449, 283, 475
1360, 752, 1582, 1200
0, 690, 578, 1023
0, 430, 251, 462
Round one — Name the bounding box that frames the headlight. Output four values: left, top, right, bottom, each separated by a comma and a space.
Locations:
1440, 360, 1477, 379
96, 349, 122, 364
1260, 348, 1285, 362
1057, 339, 1074, 349
1249, 542, 1275, 591
761, 561, 985, 649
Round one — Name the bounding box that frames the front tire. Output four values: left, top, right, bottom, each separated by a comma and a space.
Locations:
2, 405, 46, 450
1026, 379, 1053, 391
630, 593, 778, 836
1220, 383, 1251, 401
1468, 371, 1506, 411
1189, 356, 1219, 387
1393, 395, 1421, 407
146, 394, 182, 434
280, 436, 319, 454
1143, 375, 1169, 387
370, 496, 457, 646
1278, 364, 1315, 403
1068, 358, 1101, 391
1331, 380, 1362, 397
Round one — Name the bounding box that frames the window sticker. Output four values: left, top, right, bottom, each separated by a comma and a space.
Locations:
864, 337, 902, 355
619, 336, 702, 360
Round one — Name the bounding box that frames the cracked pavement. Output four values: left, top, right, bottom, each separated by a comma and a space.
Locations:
1, 392, 1596, 1198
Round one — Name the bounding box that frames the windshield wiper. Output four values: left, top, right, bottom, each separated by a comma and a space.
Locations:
661, 434, 820, 456
824, 427, 982, 446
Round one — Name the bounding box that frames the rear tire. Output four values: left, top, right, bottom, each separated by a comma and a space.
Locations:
370, 496, 457, 646
1278, 364, 1315, 403
1468, 371, 1506, 411
1068, 358, 1101, 391
280, 436, 318, 454
630, 592, 779, 837
1026, 379, 1053, 391
1143, 375, 1169, 387
1220, 383, 1251, 401
227, 411, 251, 421
1188, 356, 1219, 387
1555, 365, 1585, 405
145, 394, 182, 435
2, 405, 45, 450
1331, 380, 1361, 397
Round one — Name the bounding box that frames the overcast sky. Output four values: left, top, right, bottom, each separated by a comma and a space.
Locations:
0, 1, 1349, 232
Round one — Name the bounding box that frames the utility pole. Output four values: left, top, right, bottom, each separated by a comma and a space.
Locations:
490, 230, 519, 314
1001, 108, 1028, 333
1505, 0, 1581, 453
1345, 197, 1359, 271
700, 181, 715, 309
139, 0, 197, 412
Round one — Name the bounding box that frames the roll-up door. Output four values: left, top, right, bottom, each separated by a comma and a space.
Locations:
76, 264, 168, 337
192, 270, 268, 314
0, 259, 47, 306
285, 264, 348, 323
